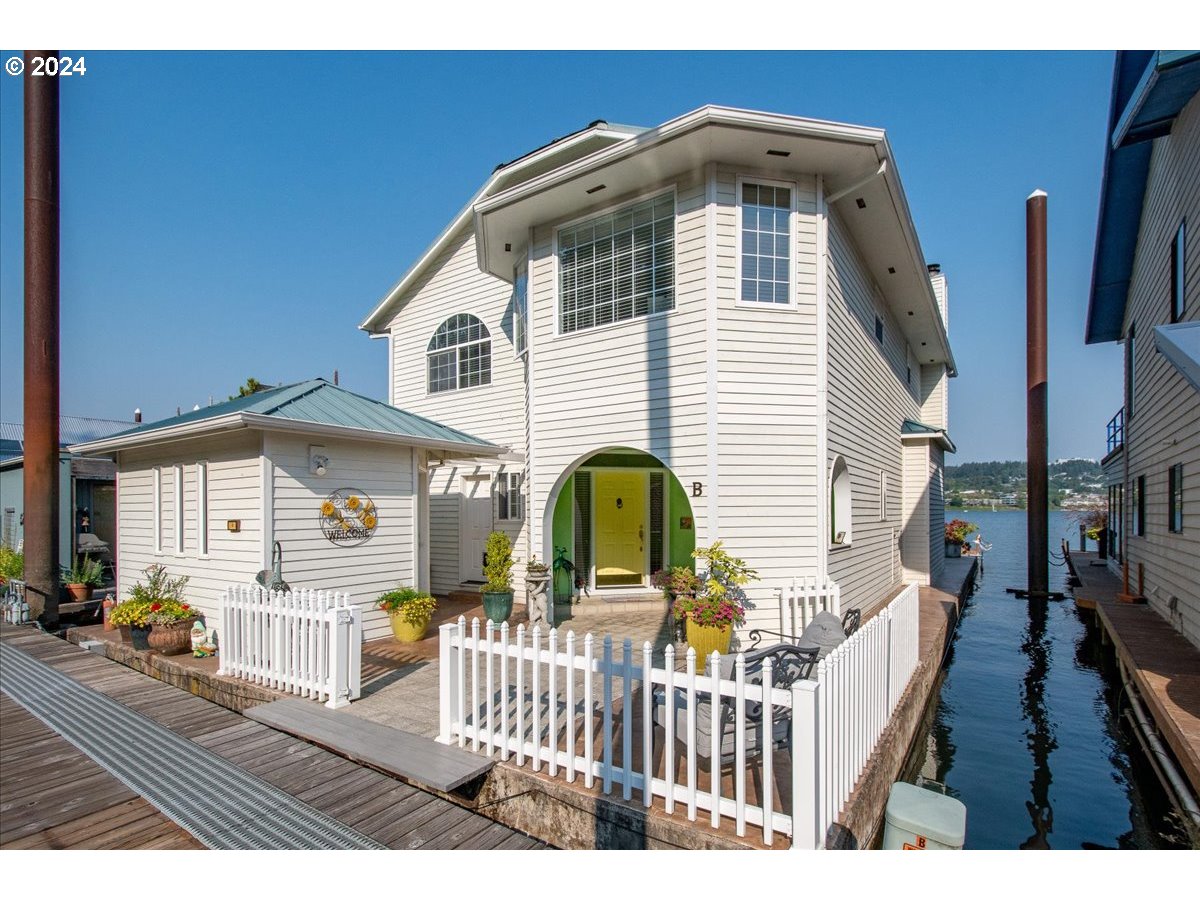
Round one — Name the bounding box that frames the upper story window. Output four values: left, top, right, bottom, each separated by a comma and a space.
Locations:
427, 314, 491, 394
558, 191, 675, 334
1171, 220, 1186, 323
513, 261, 528, 357
738, 179, 794, 306
830, 456, 852, 546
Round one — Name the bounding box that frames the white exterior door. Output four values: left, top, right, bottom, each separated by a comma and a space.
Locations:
460, 477, 492, 582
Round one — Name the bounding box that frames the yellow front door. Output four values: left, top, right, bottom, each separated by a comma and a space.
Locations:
594, 471, 646, 587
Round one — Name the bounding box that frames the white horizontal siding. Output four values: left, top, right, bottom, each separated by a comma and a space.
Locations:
116, 433, 263, 625
1120, 90, 1200, 648
268, 434, 416, 643
826, 208, 925, 613
901, 442, 931, 584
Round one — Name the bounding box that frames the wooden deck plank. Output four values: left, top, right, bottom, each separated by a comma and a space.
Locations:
246, 698, 495, 791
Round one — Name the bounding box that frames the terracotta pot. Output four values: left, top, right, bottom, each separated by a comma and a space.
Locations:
66, 583, 92, 602
146, 618, 196, 655
389, 611, 431, 643
686, 619, 733, 675
119, 623, 132, 642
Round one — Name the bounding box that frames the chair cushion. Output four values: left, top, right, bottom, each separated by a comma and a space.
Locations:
798, 611, 847, 660
652, 687, 788, 761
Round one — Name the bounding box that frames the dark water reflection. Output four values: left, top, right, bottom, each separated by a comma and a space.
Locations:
902, 510, 1190, 849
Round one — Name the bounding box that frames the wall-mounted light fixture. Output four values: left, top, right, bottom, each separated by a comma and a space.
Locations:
309, 445, 329, 477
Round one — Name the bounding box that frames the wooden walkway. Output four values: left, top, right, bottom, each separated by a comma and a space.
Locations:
1067, 549, 1200, 797
0, 626, 545, 851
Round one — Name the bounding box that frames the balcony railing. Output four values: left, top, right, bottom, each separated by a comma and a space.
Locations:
1106, 407, 1124, 455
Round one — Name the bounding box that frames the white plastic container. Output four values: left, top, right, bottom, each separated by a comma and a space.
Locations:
882, 782, 967, 850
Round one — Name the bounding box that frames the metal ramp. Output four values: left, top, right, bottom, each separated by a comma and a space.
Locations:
0, 640, 386, 849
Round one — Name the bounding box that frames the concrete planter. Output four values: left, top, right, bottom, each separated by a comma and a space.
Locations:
945, 542, 962, 559
525, 571, 550, 627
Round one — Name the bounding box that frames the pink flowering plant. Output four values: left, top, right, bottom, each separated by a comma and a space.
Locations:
672, 542, 757, 629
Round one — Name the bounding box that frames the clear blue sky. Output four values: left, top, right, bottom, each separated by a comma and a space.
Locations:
0, 50, 1121, 462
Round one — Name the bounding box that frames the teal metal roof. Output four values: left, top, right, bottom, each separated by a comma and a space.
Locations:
901, 419, 957, 453
94, 380, 498, 450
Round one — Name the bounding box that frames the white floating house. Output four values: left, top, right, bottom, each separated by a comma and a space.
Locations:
70, 379, 502, 641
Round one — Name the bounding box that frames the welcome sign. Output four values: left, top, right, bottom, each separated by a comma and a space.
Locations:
318, 488, 378, 546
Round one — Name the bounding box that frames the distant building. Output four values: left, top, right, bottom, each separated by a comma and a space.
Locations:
0, 416, 131, 567
1087, 51, 1200, 648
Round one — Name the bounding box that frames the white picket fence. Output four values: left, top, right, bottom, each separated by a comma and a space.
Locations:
437, 581, 922, 849
217, 586, 362, 708
778, 576, 841, 635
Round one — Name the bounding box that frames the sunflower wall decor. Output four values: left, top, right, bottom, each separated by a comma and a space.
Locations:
318, 488, 379, 546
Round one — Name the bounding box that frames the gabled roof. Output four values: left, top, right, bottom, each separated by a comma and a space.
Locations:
69, 380, 501, 457
358, 120, 644, 335
472, 105, 955, 375
1087, 51, 1200, 344
901, 418, 956, 453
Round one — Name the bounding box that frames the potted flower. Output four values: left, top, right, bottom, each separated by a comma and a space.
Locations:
480, 531, 514, 623
376, 586, 438, 642
674, 542, 758, 674
652, 566, 700, 641
119, 565, 193, 652
944, 519, 978, 558
61, 554, 104, 602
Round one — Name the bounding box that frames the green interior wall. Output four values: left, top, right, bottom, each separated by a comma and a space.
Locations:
668, 472, 695, 570
552, 472, 574, 565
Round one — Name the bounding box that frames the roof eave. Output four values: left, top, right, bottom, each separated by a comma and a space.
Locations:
69, 414, 249, 455
237, 413, 505, 457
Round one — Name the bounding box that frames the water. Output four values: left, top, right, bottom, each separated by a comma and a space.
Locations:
903, 509, 1192, 849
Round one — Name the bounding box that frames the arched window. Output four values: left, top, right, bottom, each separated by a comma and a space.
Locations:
427, 314, 491, 394
830, 456, 852, 546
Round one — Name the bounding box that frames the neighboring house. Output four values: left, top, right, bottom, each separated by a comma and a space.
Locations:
1088, 51, 1200, 649
0, 416, 131, 568
70, 380, 501, 641
361, 105, 957, 633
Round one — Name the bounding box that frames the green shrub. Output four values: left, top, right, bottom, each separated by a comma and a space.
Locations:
62, 554, 104, 586
0, 547, 22, 581
482, 531, 513, 593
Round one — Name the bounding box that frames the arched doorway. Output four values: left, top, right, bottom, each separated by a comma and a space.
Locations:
543, 448, 695, 602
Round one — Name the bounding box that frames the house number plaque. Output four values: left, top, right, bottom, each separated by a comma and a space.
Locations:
319, 488, 379, 546
692, 482, 703, 497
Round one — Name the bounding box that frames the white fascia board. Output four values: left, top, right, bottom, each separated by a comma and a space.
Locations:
68, 413, 248, 455
473, 105, 886, 277
877, 136, 957, 376
359, 125, 636, 334
901, 431, 956, 453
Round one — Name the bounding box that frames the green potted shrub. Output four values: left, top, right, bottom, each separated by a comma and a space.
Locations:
377, 586, 438, 642
675, 542, 757, 673
480, 530, 514, 623
61, 554, 104, 602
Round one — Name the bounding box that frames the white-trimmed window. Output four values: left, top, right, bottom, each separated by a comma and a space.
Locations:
497, 471, 524, 521
153, 466, 163, 553
513, 261, 528, 357
558, 191, 675, 334
196, 460, 209, 556
830, 456, 852, 546
738, 178, 795, 306
427, 314, 491, 394
173, 464, 184, 555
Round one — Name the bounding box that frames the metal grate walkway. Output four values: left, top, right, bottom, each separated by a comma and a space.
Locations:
0, 641, 386, 849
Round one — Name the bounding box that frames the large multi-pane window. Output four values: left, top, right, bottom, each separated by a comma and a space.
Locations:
558, 192, 675, 334
513, 262, 528, 357
739, 180, 793, 305
1171, 220, 1186, 323
427, 314, 491, 394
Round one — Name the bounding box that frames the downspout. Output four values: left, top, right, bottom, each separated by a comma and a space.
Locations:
815, 175, 830, 584
705, 162, 720, 544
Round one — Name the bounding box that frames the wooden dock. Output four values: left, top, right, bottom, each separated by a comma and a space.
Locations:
0, 626, 546, 851
1066, 549, 1200, 798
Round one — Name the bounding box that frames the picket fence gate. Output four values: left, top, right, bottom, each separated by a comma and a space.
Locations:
218, 586, 362, 708
778, 576, 841, 636
438, 581, 922, 849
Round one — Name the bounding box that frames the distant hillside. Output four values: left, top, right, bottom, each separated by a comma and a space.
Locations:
946, 459, 1103, 508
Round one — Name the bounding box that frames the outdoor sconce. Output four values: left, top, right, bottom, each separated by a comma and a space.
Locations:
309, 445, 328, 477
226, 520, 241, 533
616, 497, 623, 509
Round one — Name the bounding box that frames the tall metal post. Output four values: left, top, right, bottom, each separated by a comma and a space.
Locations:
23, 51, 61, 628
1026, 190, 1049, 597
